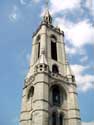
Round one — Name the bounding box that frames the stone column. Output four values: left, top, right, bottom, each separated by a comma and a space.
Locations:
32, 72, 49, 125
40, 25, 47, 56
60, 33, 67, 76
67, 84, 81, 125
30, 37, 38, 66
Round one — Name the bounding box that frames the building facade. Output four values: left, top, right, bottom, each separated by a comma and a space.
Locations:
20, 9, 81, 125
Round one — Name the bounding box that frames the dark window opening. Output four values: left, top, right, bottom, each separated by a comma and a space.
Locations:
27, 86, 34, 100
36, 35, 40, 41
51, 35, 57, 41
72, 75, 75, 82
38, 43, 40, 58
59, 114, 63, 125
51, 41, 57, 61
52, 64, 59, 74
52, 112, 57, 125
52, 86, 60, 106
30, 115, 32, 121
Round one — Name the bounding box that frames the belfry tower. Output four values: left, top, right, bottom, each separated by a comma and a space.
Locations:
20, 3, 81, 125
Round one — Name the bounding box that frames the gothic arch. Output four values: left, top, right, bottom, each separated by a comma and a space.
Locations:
50, 34, 57, 41
49, 84, 67, 106
52, 64, 59, 74
50, 111, 65, 125
52, 85, 60, 105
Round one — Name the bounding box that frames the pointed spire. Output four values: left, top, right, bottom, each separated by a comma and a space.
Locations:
43, 0, 52, 24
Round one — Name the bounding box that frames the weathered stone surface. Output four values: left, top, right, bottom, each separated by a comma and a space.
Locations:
20, 9, 81, 125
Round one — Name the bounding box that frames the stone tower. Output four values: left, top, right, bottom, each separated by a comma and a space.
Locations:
20, 6, 81, 125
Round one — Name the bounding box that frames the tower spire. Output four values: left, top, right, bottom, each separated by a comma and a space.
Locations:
43, 0, 52, 24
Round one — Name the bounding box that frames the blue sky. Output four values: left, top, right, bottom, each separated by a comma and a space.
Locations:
0, 0, 94, 125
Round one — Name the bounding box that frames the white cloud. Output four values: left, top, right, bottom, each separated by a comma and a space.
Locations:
9, 13, 17, 22
67, 20, 94, 47
20, 0, 40, 5
65, 46, 77, 54
50, 0, 81, 14
45, 0, 94, 50
71, 64, 87, 75
71, 64, 94, 92
20, 0, 27, 5
33, 0, 40, 3
55, 17, 94, 47
65, 46, 87, 57
49, 0, 94, 16
80, 55, 88, 63
82, 121, 94, 125
86, 0, 94, 15
9, 5, 21, 22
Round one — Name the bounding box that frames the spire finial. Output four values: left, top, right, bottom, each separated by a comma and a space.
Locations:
45, 0, 49, 10
43, 0, 52, 24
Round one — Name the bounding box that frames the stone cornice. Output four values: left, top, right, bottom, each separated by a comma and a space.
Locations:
32, 22, 64, 38
23, 71, 77, 89
65, 117, 81, 120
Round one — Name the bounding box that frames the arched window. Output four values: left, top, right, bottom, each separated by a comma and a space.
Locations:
52, 64, 59, 74
59, 113, 64, 125
51, 35, 57, 41
52, 85, 60, 106
27, 86, 34, 100
51, 35, 57, 61
52, 112, 57, 125
50, 85, 67, 107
